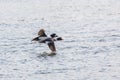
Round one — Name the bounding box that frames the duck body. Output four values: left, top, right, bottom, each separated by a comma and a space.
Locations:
32, 29, 63, 54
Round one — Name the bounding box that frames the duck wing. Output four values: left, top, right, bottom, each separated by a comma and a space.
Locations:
47, 39, 56, 52
32, 37, 39, 41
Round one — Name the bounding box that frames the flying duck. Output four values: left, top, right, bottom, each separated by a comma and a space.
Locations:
32, 29, 63, 55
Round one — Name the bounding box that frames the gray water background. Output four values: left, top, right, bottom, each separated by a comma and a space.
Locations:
0, 0, 120, 80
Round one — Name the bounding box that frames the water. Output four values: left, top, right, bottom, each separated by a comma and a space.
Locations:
0, 0, 120, 80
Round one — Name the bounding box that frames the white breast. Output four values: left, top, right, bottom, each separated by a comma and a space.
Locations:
38, 37, 48, 42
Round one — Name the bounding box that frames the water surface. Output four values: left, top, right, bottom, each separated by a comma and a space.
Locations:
0, 0, 120, 80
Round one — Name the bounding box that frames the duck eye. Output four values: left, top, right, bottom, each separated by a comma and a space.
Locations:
55, 35, 58, 37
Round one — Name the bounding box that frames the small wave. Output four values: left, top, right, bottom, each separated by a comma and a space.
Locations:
34, 67, 80, 74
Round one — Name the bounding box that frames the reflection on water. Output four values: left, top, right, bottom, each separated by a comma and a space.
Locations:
0, 0, 120, 80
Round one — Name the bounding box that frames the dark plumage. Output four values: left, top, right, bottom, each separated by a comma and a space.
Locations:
32, 29, 63, 54
50, 33, 58, 38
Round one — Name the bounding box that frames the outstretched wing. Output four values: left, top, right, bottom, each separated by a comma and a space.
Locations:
47, 40, 56, 52
32, 37, 39, 41
38, 29, 47, 37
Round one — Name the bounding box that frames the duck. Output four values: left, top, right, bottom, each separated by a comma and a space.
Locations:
32, 29, 63, 55
50, 33, 63, 41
